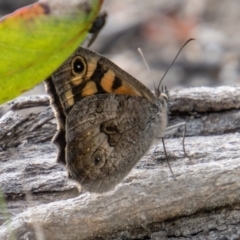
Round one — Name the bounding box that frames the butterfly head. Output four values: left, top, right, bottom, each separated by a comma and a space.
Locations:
155, 85, 168, 107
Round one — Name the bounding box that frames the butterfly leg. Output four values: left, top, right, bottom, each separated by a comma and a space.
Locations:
161, 137, 176, 181
166, 122, 191, 161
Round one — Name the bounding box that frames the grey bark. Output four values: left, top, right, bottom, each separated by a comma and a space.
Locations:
0, 86, 240, 240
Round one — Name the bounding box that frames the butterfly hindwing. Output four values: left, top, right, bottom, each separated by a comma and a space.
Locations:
65, 94, 160, 192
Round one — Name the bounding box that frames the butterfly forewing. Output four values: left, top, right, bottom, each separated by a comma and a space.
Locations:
50, 47, 157, 115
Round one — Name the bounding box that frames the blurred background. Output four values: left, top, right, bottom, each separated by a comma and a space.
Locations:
0, 0, 239, 94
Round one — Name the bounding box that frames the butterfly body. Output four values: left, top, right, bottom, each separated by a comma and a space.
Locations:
45, 47, 168, 193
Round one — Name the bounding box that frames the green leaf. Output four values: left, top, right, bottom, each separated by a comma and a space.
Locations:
0, 0, 103, 104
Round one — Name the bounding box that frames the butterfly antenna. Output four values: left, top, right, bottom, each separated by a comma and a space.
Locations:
138, 48, 157, 94
157, 38, 195, 96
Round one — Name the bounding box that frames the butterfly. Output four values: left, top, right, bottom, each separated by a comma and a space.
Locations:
45, 47, 168, 193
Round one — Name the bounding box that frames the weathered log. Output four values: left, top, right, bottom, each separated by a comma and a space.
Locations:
0, 86, 239, 239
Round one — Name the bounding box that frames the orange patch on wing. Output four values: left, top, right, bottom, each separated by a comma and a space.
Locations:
113, 85, 140, 96
86, 61, 97, 79
64, 90, 74, 109
101, 70, 115, 92
82, 81, 98, 97
71, 75, 84, 86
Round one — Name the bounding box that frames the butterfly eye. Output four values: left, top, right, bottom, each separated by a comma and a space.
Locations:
71, 56, 86, 75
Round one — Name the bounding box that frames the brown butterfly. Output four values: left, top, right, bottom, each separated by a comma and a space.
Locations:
45, 47, 168, 193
